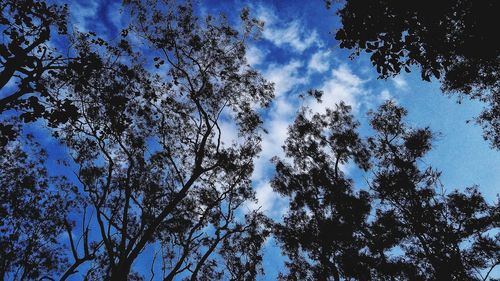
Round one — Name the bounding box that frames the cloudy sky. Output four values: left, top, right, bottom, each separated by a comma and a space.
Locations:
35, 0, 500, 279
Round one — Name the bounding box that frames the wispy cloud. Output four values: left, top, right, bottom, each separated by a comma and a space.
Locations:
218, 118, 240, 148
249, 64, 368, 217
379, 89, 393, 101
107, 1, 126, 30
69, 0, 100, 32
263, 60, 309, 97
249, 95, 297, 216
247, 58, 310, 216
247, 182, 287, 218
308, 64, 366, 114
256, 6, 321, 53
308, 50, 332, 73
392, 75, 408, 91
245, 45, 268, 66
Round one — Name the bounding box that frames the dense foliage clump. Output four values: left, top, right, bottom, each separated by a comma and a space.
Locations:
331, 0, 500, 148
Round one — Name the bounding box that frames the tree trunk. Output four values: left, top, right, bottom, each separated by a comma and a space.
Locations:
109, 262, 132, 281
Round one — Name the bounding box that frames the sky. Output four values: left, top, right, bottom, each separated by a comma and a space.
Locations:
13, 0, 500, 279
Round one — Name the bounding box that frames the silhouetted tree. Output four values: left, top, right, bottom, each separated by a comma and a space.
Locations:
0, 136, 79, 281
49, 1, 274, 279
4, 1, 497, 280
329, 0, 500, 148
274, 100, 499, 280
272, 101, 372, 281
367, 101, 499, 281
0, 0, 87, 147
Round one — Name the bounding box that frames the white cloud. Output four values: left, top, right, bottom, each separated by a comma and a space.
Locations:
247, 181, 287, 218
69, 0, 99, 32
254, 5, 277, 26
256, 6, 320, 53
332, 64, 364, 87
246, 45, 267, 66
308, 50, 331, 73
219, 118, 239, 148
379, 89, 392, 101
252, 97, 295, 182
242, 6, 370, 220
263, 23, 319, 53
308, 64, 365, 114
392, 75, 408, 91
247, 63, 368, 218
250, 58, 312, 184
264, 60, 309, 97
248, 81, 301, 217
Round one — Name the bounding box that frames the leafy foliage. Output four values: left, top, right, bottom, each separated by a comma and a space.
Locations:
272, 103, 372, 280
1, 1, 499, 280
332, 0, 500, 148
0, 136, 78, 280
367, 101, 499, 281
0, 0, 87, 147
42, 1, 274, 279
274, 101, 499, 280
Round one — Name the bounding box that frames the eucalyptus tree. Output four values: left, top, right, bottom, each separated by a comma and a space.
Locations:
0, 136, 79, 281
272, 101, 372, 281
50, 0, 274, 279
274, 100, 499, 280
367, 101, 499, 281
329, 0, 500, 148
0, 0, 85, 146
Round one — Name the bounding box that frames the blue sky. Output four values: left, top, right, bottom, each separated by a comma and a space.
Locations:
13, 0, 500, 279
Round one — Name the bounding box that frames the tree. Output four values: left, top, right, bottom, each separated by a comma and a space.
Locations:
367, 101, 499, 281
0, 0, 86, 147
274, 100, 500, 280
330, 0, 500, 148
272, 101, 372, 281
0, 136, 79, 281
47, 0, 274, 279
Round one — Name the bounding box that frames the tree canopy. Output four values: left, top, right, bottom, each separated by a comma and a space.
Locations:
273, 100, 499, 281
0, 0, 499, 280
1, 0, 274, 279
331, 0, 500, 148
0, 0, 92, 147
0, 136, 79, 280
